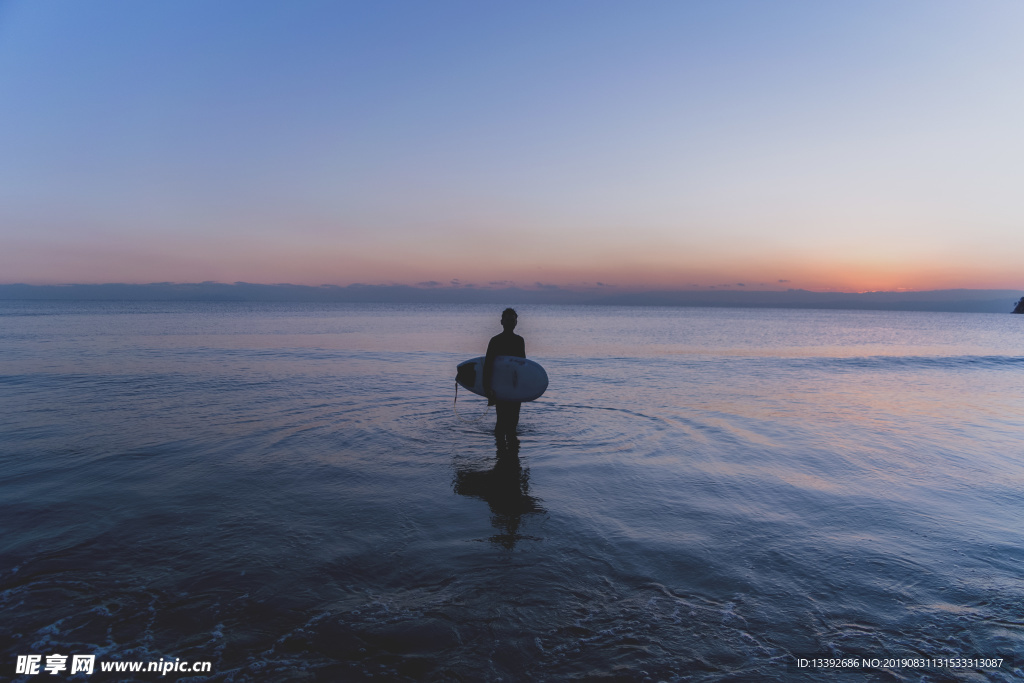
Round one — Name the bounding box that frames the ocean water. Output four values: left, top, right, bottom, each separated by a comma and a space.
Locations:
1, 301, 1022, 682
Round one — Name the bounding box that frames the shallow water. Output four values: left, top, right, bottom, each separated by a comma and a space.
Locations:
1, 302, 1022, 681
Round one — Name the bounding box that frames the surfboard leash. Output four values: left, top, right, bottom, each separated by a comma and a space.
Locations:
453, 381, 491, 424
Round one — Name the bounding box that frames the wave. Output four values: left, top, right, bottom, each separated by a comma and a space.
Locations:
807, 355, 1024, 371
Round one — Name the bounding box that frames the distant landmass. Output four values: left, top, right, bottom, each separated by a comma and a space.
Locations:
0, 282, 1021, 313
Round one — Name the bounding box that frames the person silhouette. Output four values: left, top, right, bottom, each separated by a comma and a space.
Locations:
483, 308, 525, 436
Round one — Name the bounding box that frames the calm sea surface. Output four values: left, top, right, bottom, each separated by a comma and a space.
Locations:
1, 302, 1022, 681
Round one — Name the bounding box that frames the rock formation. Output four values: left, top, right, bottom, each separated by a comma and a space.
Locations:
1013, 297, 1024, 314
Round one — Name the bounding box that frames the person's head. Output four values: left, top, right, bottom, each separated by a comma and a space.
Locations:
501, 307, 518, 331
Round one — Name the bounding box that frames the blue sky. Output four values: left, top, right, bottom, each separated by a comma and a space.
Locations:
2, 1, 1022, 291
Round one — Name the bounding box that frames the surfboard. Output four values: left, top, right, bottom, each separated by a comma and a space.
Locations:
456, 356, 548, 402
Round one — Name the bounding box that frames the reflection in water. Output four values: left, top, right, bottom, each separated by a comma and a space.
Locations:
453, 434, 544, 549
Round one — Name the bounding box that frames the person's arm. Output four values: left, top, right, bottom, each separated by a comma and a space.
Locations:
483, 337, 497, 404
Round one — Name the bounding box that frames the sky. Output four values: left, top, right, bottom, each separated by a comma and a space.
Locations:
1, 0, 1023, 293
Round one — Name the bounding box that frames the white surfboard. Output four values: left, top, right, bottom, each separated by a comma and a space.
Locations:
456, 356, 548, 402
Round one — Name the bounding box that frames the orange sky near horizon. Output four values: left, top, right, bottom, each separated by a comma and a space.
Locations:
5, 228, 1020, 293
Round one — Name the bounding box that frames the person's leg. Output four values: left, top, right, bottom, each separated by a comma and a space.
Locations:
495, 402, 509, 434
508, 401, 521, 431
495, 401, 521, 435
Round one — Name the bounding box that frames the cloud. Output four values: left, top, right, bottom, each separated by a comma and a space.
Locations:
416, 281, 441, 287
534, 282, 562, 290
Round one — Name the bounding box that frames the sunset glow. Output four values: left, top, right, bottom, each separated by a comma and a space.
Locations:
2, 1, 1023, 293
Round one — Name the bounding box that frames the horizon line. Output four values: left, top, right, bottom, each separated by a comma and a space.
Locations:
1, 282, 1021, 314
2, 280, 1022, 294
